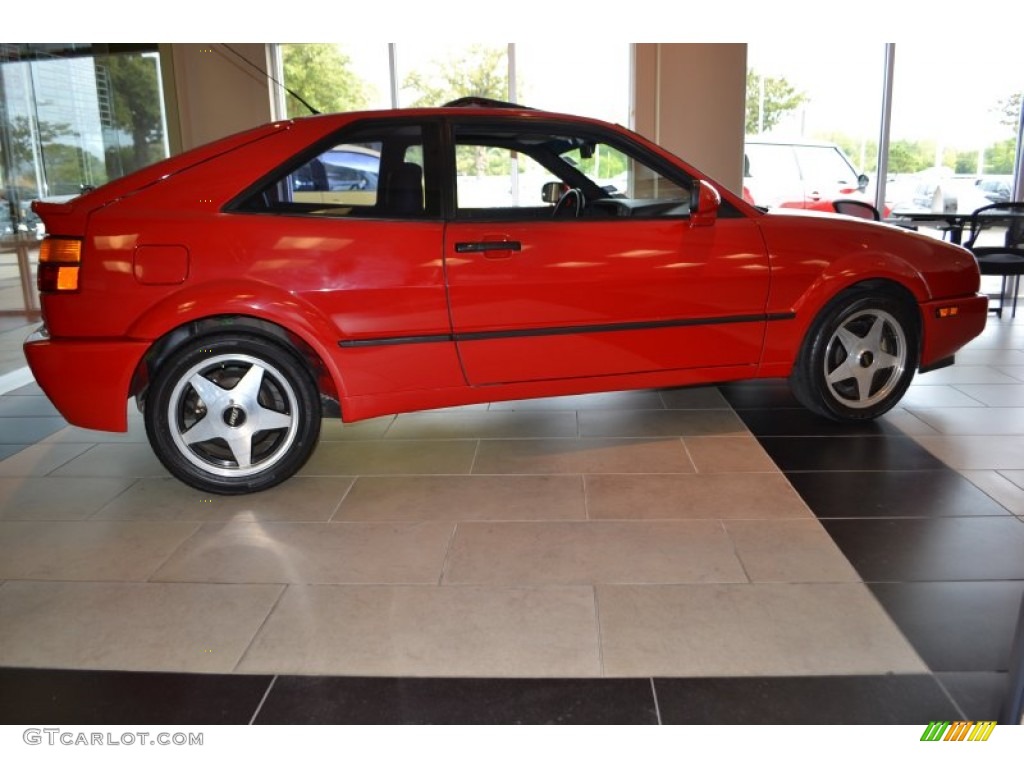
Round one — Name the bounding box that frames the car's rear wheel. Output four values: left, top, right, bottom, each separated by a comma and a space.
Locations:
791, 290, 919, 421
144, 335, 321, 494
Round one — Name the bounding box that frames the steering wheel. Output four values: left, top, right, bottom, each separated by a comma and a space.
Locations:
552, 187, 584, 218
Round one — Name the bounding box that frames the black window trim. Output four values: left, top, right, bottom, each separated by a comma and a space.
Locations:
442, 115, 743, 223
223, 117, 446, 221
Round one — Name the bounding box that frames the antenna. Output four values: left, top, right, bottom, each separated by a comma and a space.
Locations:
219, 43, 321, 116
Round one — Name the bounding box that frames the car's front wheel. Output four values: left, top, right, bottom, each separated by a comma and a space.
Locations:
144, 335, 321, 494
791, 290, 919, 421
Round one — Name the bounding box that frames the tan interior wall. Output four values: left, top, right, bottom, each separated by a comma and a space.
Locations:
160, 43, 275, 153
633, 44, 747, 196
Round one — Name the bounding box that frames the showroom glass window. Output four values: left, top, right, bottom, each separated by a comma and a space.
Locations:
886, 41, 1020, 217
276, 43, 632, 125
743, 42, 885, 208
0, 43, 170, 314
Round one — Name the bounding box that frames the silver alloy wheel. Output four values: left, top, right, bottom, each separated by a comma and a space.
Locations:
167, 353, 300, 478
822, 308, 908, 409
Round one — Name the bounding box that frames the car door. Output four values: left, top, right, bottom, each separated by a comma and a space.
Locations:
443, 120, 771, 385
227, 119, 461, 397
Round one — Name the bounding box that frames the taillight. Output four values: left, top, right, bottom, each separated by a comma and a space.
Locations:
38, 237, 82, 293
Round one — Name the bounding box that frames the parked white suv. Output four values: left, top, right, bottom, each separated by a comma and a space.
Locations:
742, 139, 873, 212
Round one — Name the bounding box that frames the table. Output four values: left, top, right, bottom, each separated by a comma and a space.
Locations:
887, 209, 1024, 246
890, 208, 1024, 317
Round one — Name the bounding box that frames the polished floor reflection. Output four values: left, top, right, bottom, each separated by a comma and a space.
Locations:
0, 315, 1022, 723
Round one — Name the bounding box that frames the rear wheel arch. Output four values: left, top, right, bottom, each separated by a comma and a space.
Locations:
131, 315, 341, 418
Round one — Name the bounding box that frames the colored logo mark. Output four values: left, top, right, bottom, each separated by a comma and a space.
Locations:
920, 721, 997, 742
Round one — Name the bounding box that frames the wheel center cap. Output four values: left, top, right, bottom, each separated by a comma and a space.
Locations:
223, 405, 247, 428
859, 351, 874, 368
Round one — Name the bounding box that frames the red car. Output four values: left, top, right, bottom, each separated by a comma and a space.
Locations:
26, 99, 987, 494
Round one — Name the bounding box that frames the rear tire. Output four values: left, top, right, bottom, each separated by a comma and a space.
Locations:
790, 290, 919, 421
144, 334, 321, 494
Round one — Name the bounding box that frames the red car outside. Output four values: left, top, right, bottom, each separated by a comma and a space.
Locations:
26, 100, 987, 493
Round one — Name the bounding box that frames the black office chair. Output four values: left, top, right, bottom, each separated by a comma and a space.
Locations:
963, 202, 1024, 318
832, 199, 880, 220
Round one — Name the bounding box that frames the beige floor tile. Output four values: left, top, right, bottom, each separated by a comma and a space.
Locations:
0, 520, 200, 581
487, 390, 666, 411
965, 470, 1024, 516
578, 409, 748, 438
0, 580, 283, 672
914, 435, 1024, 470
907, 407, 1024, 436
915, 366, 1020, 385
899, 385, 987, 408
724, 519, 861, 583
336, 475, 585, 522
385, 411, 578, 440
236, 584, 601, 677
953, 384, 1024, 407
992, 365, 1024, 383
41, 421, 148, 443
658, 386, 732, 409
95, 476, 354, 522
472, 438, 694, 475
319, 416, 396, 441
585, 473, 811, 520
0, 443, 92, 477
955, 348, 1024, 366
877, 408, 941, 436
444, 520, 747, 585
0, 477, 134, 521
684, 436, 778, 472
49, 444, 170, 478
598, 583, 926, 677
300, 440, 478, 476
151, 520, 454, 584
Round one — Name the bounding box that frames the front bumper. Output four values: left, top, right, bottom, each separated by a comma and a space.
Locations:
918, 292, 989, 371
23, 326, 150, 432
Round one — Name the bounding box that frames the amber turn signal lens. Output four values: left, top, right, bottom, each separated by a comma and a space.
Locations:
37, 237, 82, 293
935, 306, 960, 318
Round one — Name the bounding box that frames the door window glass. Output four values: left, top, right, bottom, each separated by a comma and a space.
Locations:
453, 123, 691, 220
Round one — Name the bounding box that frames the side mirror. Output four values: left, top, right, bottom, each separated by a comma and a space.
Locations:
857, 173, 869, 192
541, 181, 565, 204
689, 179, 721, 228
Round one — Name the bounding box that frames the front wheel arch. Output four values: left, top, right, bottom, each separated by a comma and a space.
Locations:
790, 282, 921, 421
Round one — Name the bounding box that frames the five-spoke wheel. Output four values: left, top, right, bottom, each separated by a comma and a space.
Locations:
145, 335, 321, 494
791, 291, 919, 421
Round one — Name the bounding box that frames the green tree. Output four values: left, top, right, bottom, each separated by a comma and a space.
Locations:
403, 45, 509, 108
745, 69, 807, 135
101, 54, 165, 175
953, 150, 978, 175
985, 138, 1017, 174
887, 139, 933, 174
996, 92, 1022, 130
405, 46, 510, 176
281, 44, 370, 117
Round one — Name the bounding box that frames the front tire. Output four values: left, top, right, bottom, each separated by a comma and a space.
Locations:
144, 335, 321, 494
790, 291, 919, 421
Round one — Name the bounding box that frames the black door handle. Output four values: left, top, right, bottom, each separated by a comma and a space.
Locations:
454, 241, 522, 254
